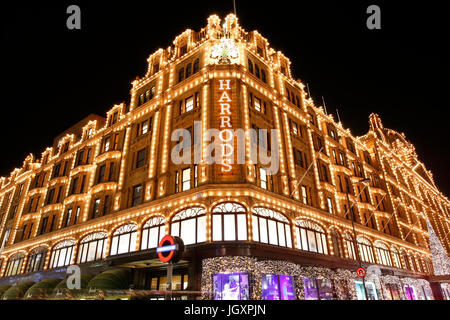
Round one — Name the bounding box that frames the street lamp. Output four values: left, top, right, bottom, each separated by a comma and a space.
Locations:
344, 177, 371, 299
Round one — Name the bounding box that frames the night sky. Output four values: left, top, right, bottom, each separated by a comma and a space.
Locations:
1, 1, 449, 196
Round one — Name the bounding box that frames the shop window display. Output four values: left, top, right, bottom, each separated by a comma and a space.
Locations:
213, 273, 249, 300
261, 274, 296, 300
385, 283, 401, 300
355, 281, 379, 300
404, 285, 416, 300
303, 277, 334, 300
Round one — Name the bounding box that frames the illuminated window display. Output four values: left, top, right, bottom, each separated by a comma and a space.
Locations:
355, 281, 379, 300
385, 283, 401, 300
261, 274, 296, 300
405, 285, 416, 300
303, 277, 334, 300
213, 273, 249, 300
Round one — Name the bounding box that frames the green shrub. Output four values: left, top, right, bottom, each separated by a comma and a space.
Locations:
52, 274, 94, 299
2, 281, 35, 300
0, 285, 11, 298
24, 278, 61, 299
87, 269, 131, 290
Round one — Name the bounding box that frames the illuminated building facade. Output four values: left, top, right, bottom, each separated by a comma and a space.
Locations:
1, 14, 450, 300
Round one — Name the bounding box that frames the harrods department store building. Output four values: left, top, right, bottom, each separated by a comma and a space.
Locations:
1, 14, 450, 300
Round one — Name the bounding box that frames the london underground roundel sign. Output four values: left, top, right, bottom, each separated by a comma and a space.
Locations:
157, 235, 184, 263
356, 267, 366, 278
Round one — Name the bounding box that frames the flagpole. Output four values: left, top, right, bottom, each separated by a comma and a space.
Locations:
363, 193, 386, 227
290, 147, 323, 198
380, 200, 401, 233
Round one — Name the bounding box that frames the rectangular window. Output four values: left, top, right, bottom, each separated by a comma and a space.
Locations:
321, 164, 329, 182
185, 96, 194, 112
75, 150, 84, 166
132, 185, 142, 207
136, 149, 146, 168
194, 165, 198, 188
108, 163, 115, 181
65, 208, 72, 227
49, 214, 56, 232
301, 186, 308, 205
294, 149, 304, 167
103, 137, 111, 152
175, 171, 179, 193
55, 186, 63, 203
98, 165, 106, 183
103, 196, 110, 215
291, 121, 298, 135
86, 148, 92, 164
141, 120, 149, 135
40, 217, 48, 235
53, 163, 61, 178
46, 188, 55, 205
79, 175, 86, 193
74, 207, 80, 224
332, 150, 338, 164
260, 168, 268, 190
93, 198, 101, 218
254, 97, 261, 112
182, 168, 191, 191
71, 177, 79, 195
327, 197, 333, 214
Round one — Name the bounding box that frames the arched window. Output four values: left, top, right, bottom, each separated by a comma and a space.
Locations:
5, 253, 25, 276
171, 207, 206, 245
50, 240, 75, 268
212, 203, 247, 242
375, 242, 392, 266
110, 224, 137, 256
193, 59, 200, 74
26, 247, 47, 273
252, 208, 292, 248
330, 229, 343, 258
78, 232, 107, 263
295, 220, 328, 254
357, 236, 375, 263
141, 216, 165, 250
391, 247, 402, 268
344, 233, 356, 260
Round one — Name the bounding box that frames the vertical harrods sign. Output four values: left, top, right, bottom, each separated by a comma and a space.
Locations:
213, 78, 241, 181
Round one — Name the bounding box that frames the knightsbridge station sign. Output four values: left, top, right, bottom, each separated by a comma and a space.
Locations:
170, 78, 280, 175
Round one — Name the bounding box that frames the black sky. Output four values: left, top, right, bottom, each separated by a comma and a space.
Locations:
1, 1, 449, 195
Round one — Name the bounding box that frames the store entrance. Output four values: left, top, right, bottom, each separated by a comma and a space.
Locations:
117, 258, 194, 299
